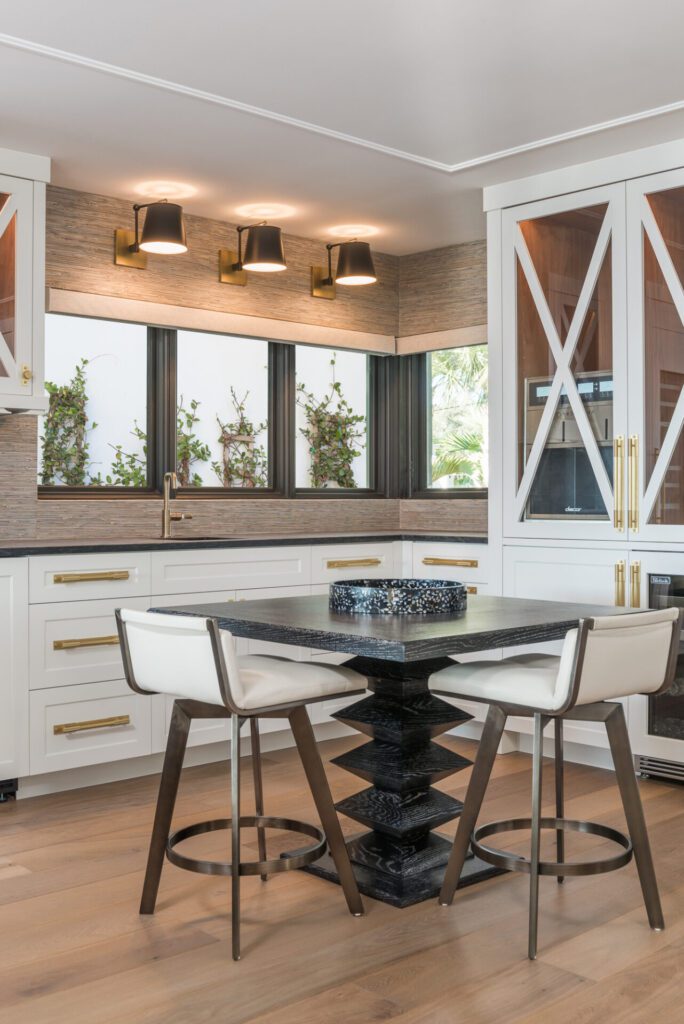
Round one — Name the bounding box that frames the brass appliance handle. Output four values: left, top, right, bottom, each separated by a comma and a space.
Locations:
614, 561, 626, 607
53, 715, 130, 736
630, 561, 641, 608
53, 635, 120, 652
53, 570, 130, 584
613, 435, 625, 531
422, 557, 478, 568
326, 558, 382, 569
628, 435, 639, 531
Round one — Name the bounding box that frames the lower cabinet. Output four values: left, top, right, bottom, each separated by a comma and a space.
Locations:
0, 558, 29, 780
502, 543, 630, 750
29, 679, 151, 774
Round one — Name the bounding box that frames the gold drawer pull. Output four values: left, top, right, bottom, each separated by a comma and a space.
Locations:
53, 634, 120, 651
422, 557, 478, 568
53, 570, 130, 584
466, 586, 478, 595
630, 561, 641, 608
326, 558, 382, 569
53, 715, 130, 735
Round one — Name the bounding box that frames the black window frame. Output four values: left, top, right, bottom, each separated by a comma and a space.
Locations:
38, 321, 393, 500
407, 352, 488, 500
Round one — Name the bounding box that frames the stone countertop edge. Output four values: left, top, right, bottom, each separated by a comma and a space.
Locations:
0, 532, 487, 558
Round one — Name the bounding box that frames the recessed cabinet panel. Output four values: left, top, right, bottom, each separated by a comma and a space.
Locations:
502, 184, 627, 540
151, 546, 310, 594
29, 596, 150, 690
310, 543, 397, 585
0, 558, 29, 778
29, 552, 152, 604
412, 542, 488, 584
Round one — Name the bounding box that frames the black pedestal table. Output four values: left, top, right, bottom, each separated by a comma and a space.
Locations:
153, 594, 632, 907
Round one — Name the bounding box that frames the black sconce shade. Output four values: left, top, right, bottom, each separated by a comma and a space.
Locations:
242, 224, 287, 272
335, 240, 376, 285
139, 201, 187, 254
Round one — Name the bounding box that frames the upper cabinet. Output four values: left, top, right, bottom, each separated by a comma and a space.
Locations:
0, 153, 49, 413
490, 142, 684, 545
627, 168, 684, 543
500, 184, 627, 540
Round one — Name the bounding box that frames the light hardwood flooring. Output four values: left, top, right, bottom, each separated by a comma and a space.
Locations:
1, 732, 684, 1023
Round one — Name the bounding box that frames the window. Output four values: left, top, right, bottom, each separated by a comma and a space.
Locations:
40, 314, 149, 488
295, 346, 370, 490
175, 331, 270, 488
412, 344, 488, 494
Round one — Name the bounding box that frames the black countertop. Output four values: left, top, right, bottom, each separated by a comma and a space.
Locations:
0, 531, 487, 558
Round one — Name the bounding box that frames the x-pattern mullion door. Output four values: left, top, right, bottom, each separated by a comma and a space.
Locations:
0, 174, 33, 397
502, 184, 627, 540
627, 168, 684, 540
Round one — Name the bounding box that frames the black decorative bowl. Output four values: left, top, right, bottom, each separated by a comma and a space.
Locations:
329, 578, 467, 616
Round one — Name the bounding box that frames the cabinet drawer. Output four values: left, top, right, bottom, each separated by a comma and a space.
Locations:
30, 552, 151, 604
311, 543, 397, 585
151, 546, 311, 595
29, 596, 149, 690
30, 680, 151, 775
413, 543, 488, 584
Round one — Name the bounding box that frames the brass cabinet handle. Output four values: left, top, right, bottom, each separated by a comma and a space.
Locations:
422, 557, 478, 568
53, 634, 120, 651
628, 435, 639, 531
630, 561, 641, 608
614, 561, 626, 607
326, 558, 382, 569
53, 715, 130, 736
53, 570, 130, 584
613, 435, 625, 531
466, 585, 478, 595
21, 364, 32, 385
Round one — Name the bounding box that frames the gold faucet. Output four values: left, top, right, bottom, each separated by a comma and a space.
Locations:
161, 471, 193, 539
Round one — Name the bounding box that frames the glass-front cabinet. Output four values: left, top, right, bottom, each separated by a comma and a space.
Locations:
0, 171, 46, 411
627, 168, 684, 542
502, 184, 627, 538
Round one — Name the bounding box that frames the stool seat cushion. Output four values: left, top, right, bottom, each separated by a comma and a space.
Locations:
236, 654, 365, 710
430, 652, 573, 711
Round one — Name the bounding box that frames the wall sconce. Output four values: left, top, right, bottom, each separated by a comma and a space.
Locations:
114, 200, 188, 268
219, 222, 287, 285
311, 240, 377, 299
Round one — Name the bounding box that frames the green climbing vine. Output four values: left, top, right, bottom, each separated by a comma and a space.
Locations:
40, 359, 95, 486
297, 354, 365, 488
176, 397, 211, 487
212, 388, 268, 488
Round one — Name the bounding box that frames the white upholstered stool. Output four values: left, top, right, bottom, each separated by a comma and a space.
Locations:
116, 608, 367, 961
429, 608, 682, 960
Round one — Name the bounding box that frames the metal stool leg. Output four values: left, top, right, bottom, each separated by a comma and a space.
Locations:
231, 714, 243, 961
288, 705, 364, 917
439, 704, 508, 906
554, 718, 565, 885
528, 713, 546, 960
605, 703, 664, 931
140, 701, 191, 915
250, 718, 268, 883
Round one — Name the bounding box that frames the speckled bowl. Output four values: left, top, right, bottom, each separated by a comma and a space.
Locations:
329, 578, 467, 616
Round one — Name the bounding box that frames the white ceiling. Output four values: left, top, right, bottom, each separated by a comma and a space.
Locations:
2, 0, 684, 253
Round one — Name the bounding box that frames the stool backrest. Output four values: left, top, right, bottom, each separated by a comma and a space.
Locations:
558, 607, 682, 711
116, 609, 244, 712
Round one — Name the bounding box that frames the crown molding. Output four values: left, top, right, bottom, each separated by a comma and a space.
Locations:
3, 31, 684, 178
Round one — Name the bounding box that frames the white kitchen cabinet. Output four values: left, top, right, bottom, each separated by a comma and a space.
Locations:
0, 558, 29, 780
29, 551, 151, 603
310, 541, 398, 585
0, 169, 47, 412
412, 541, 488, 587
151, 545, 310, 595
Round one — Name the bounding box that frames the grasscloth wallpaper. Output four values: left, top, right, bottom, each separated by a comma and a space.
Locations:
0, 187, 488, 542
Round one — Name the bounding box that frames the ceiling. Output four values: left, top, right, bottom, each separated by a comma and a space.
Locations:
2, 0, 684, 254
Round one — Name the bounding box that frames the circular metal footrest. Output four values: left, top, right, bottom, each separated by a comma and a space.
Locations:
472, 817, 633, 877
166, 815, 326, 877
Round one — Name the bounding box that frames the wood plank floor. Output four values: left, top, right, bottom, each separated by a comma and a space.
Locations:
1, 732, 684, 1024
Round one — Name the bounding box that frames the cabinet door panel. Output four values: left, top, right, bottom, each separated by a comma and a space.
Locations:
0, 559, 29, 778
502, 184, 627, 541
0, 174, 34, 400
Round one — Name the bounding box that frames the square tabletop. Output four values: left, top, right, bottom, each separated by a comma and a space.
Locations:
152, 593, 634, 663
